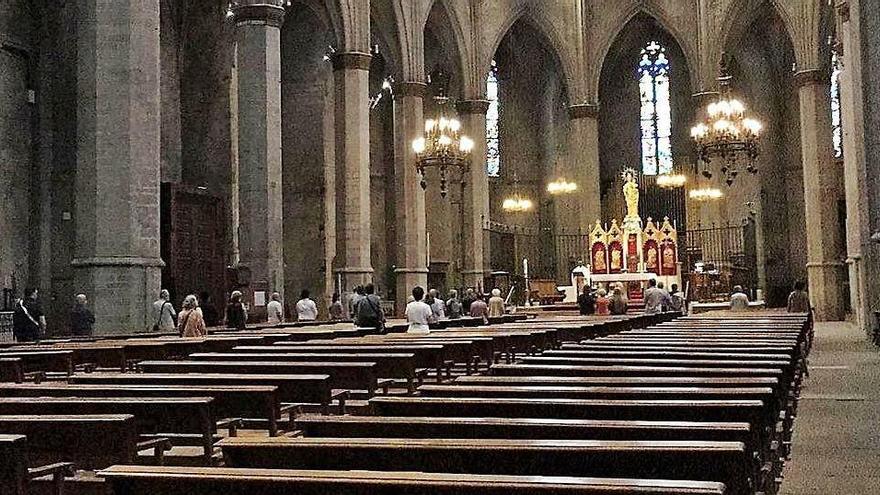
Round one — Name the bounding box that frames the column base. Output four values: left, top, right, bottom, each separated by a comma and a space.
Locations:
71, 257, 164, 335
806, 261, 847, 321
394, 268, 428, 317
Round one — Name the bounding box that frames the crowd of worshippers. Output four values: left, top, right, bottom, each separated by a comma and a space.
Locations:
404, 286, 506, 333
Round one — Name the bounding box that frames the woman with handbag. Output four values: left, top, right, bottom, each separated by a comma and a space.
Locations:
151, 290, 177, 333
178, 294, 207, 337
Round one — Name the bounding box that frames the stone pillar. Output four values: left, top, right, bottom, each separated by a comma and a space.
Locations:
457, 100, 491, 289
795, 69, 847, 321
331, 52, 374, 291
567, 104, 602, 229
392, 82, 428, 314
73, 0, 164, 334
231, 1, 286, 315
838, 0, 878, 333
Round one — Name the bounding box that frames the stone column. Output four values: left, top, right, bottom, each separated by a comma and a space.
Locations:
73, 0, 164, 334
795, 69, 847, 321
392, 82, 428, 314
567, 104, 602, 229
457, 100, 490, 289
231, 1, 286, 314
331, 52, 374, 291
837, 1, 877, 333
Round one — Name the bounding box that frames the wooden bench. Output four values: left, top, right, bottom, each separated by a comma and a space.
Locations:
0, 397, 216, 464
219, 436, 751, 494
0, 383, 287, 437
68, 372, 331, 409
417, 384, 776, 403
293, 414, 752, 443
96, 465, 727, 494
454, 374, 780, 388
544, 349, 794, 361
0, 358, 24, 383
0, 434, 75, 495
135, 360, 379, 395
0, 414, 170, 469
188, 352, 418, 393
0, 350, 74, 376
490, 363, 784, 378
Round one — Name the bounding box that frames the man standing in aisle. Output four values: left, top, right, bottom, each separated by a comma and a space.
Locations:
267, 292, 284, 325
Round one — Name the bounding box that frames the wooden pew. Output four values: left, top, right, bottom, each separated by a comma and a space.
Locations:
68, 373, 332, 415
490, 363, 784, 378
543, 349, 794, 361
136, 360, 379, 395
0, 351, 73, 376
454, 374, 780, 388
0, 383, 286, 437
293, 414, 752, 443
0, 434, 76, 495
219, 436, 752, 494
0, 397, 216, 464
188, 352, 418, 393
97, 465, 728, 494
0, 358, 24, 383
417, 384, 775, 403
0, 414, 170, 469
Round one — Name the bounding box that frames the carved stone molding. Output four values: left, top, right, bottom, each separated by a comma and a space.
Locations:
330, 52, 372, 71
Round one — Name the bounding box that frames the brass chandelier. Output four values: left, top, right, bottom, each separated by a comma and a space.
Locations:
412, 70, 474, 198
691, 56, 762, 186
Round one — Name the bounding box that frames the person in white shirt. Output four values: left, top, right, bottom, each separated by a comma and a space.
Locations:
151, 289, 177, 332
730, 285, 750, 311
405, 286, 433, 334
266, 292, 284, 325
295, 289, 318, 321
643, 279, 668, 315
428, 289, 446, 319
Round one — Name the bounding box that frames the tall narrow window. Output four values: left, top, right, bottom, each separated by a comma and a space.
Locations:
638, 41, 673, 175
486, 59, 501, 177
830, 49, 843, 159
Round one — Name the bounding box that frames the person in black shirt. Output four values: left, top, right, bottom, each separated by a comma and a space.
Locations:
577, 287, 596, 315
225, 291, 247, 330
199, 291, 220, 327
13, 288, 44, 342
69, 293, 95, 337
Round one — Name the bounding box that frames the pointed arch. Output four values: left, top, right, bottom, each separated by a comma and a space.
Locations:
591, 6, 699, 99
480, 6, 576, 102
423, 0, 468, 94
715, 0, 798, 76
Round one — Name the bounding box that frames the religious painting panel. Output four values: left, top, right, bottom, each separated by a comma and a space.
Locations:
660, 239, 678, 276
644, 239, 659, 273
626, 234, 639, 272
608, 241, 624, 274
591, 241, 608, 274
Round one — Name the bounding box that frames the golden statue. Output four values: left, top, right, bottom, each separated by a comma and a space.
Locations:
621, 168, 642, 233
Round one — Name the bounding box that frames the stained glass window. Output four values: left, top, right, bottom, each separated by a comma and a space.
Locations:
486, 59, 501, 177
638, 41, 673, 175
830, 49, 843, 159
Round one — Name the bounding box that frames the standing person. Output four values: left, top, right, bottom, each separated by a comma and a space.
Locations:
460, 288, 477, 315
69, 294, 95, 337
152, 290, 177, 333
446, 290, 463, 319
469, 295, 489, 324
730, 285, 750, 311
199, 291, 219, 327
356, 284, 385, 332
656, 282, 671, 312
225, 291, 248, 329
488, 289, 505, 318
609, 287, 628, 315
595, 289, 611, 316
643, 279, 666, 315
13, 288, 45, 342
668, 284, 686, 313
328, 293, 345, 321
296, 289, 318, 321
348, 286, 365, 321
405, 286, 433, 333
787, 281, 810, 313
428, 289, 446, 319
178, 294, 207, 337
267, 292, 284, 325
577, 287, 595, 315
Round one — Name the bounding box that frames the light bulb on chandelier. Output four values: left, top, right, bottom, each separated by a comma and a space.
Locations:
547, 178, 578, 195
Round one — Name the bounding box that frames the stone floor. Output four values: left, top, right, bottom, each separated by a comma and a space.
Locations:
779, 321, 880, 494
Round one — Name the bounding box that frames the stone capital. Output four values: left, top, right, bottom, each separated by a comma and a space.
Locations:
568, 103, 599, 120
692, 91, 720, 107
330, 52, 372, 72
230, 3, 286, 28
456, 99, 490, 115
71, 257, 166, 268
392, 82, 427, 98
793, 69, 831, 89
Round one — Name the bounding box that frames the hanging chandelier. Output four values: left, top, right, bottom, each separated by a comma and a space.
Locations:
412, 69, 473, 198
547, 178, 578, 195
689, 187, 724, 201
656, 173, 687, 189
502, 195, 534, 212
690, 55, 762, 186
